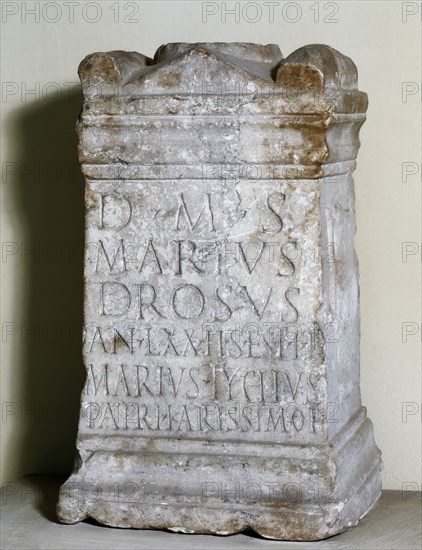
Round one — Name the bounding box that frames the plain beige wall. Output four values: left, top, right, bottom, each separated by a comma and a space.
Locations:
1, 0, 420, 490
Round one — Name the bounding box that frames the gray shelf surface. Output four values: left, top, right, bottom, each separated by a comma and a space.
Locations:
1, 475, 421, 549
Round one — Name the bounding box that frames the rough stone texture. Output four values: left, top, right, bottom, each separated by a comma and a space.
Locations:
57, 43, 382, 540
5, 478, 422, 550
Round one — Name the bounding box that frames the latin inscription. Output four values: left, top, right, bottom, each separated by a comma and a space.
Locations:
82, 181, 325, 436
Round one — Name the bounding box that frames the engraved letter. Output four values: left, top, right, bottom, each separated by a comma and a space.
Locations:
175, 193, 215, 232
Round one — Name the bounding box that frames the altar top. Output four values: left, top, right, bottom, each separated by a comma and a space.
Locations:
78, 42, 366, 111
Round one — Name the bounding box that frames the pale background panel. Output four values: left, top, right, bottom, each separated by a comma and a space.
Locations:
1, 0, 420, 490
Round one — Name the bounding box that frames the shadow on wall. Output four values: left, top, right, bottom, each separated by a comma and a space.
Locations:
6, 86, 85, 477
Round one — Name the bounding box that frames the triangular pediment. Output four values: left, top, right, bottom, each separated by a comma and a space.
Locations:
123, 43, 283, 94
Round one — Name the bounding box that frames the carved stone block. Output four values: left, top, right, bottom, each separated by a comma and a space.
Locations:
57, 43, 382, 540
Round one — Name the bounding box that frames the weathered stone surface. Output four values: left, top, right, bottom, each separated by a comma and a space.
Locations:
57, 42, 382, 540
